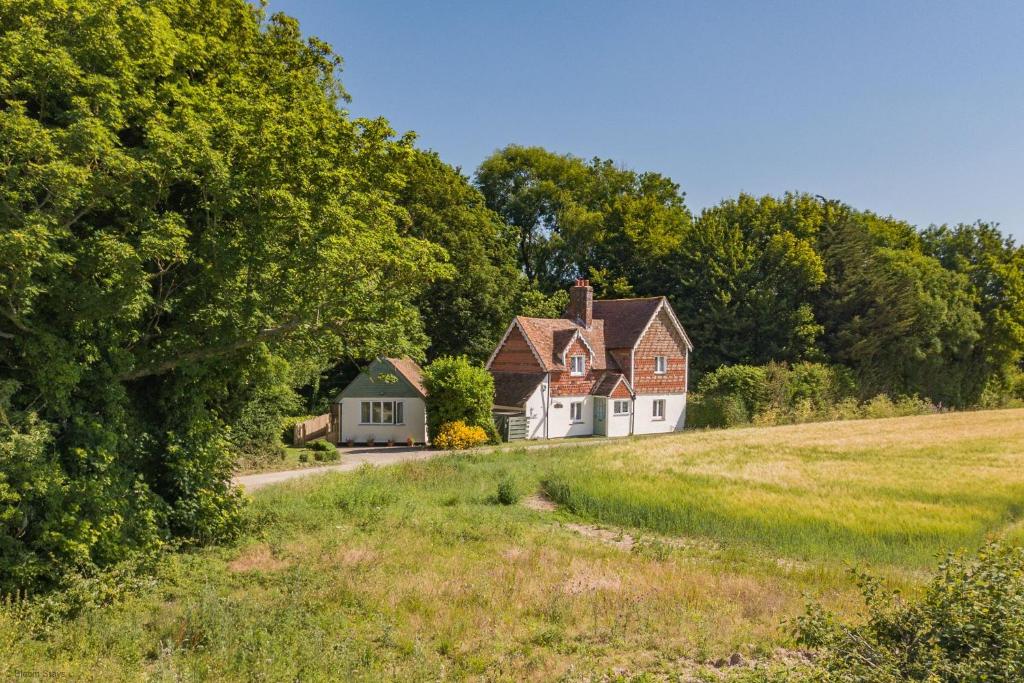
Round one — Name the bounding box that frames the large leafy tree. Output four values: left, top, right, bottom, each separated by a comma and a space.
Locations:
816, 211, 982, 406
475, 145, 691, 294
394, 149, 524, 362
0, 0, 446, 590
922, 222, 1024, 399
666, 193, 827, 375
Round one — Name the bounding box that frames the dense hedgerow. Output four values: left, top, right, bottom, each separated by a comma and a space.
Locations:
796, 541, 1024, 682
687, 362, 937, 428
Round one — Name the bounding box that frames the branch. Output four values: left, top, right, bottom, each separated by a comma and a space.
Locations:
0, 305, 31, 335
116, 315, 345, 382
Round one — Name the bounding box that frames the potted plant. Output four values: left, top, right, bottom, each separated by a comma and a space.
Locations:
405, 436, 414, 447
366, 435, 375, 447
345, 437, 354, 448
386, 438, 395, 447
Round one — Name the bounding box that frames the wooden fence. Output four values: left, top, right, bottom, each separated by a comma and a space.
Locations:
293, 413, 331, 446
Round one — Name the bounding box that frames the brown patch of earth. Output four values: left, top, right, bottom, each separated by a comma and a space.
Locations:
227, 544, 291, 573
521, 492, 557, 512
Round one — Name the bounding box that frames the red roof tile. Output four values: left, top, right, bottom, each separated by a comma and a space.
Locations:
385, 357, 426, 397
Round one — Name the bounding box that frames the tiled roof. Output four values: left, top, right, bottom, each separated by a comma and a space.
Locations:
511, 296, 672, 375
492, 372, 545, 408
385, 357, 426, 397
591, 297, 665, 348
590, 372, 631, 397
515, 316, 610, 372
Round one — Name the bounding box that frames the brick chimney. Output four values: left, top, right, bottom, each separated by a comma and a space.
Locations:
568, 278, 593, 328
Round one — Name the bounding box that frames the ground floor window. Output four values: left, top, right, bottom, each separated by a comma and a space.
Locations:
570, 401, 583, 423
360, 400, 404, 425
652, 399, 665, 420
613, 399, 630, 415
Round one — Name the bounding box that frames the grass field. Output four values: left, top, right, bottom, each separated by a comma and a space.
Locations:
4, 409, 1024, 681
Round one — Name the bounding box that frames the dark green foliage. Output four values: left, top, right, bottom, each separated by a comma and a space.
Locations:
0, 0, 446, 591
297, 452, 310, 464
307, 439, 335, 453
688, 362, 858, 428
396, 150, 527, 362
422, 357, 496, 443
494, 476, 520, 506
796, 541, 1024, 682
667, 194, 827, 375
476, 145, 692, 293
922, 222, 1024, 402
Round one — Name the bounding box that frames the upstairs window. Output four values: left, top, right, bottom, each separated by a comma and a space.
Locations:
654, 356, 667, 374
570, 355, 585, 376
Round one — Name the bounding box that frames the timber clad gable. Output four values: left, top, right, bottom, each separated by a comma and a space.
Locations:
632, 308, 688, 394
489, 324, 543, 373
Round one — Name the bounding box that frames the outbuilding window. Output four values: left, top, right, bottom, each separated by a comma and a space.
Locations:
613, 400, 630, 415
360, 400, 404, 425
652, 399, 665, 420
570, 355, 585, 376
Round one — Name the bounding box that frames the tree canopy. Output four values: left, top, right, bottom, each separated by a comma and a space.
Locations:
0, 0, 447, 590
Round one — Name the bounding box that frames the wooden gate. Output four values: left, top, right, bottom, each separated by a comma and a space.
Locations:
505, 415, 530, 441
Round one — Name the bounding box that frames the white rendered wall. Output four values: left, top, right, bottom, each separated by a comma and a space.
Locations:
606, 407, 632, 437
522, 381, 548, 439
340, 397, 428, 444
546, 395, 594, 438
632, 393, 686, 435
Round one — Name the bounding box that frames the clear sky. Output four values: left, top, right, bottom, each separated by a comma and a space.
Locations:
267, 0, 1024, 240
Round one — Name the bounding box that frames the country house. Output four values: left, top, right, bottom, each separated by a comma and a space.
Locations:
488, 279, 692, 439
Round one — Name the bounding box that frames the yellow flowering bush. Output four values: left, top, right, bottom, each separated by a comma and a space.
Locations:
432, 420, 488, 450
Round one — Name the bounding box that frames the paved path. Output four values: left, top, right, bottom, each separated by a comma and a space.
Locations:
233, 447, 446, 491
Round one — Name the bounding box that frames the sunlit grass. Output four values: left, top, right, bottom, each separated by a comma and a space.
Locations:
3, 409, 1023, 680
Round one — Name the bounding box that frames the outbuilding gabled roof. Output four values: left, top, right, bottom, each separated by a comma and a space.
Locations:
385, 357, 427, 397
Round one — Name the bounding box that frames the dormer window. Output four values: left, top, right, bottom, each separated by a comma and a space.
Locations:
570, 355, 585, 376
654, 356, 667, 374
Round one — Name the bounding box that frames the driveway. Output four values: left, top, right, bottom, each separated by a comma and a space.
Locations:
233, 446, 446, 491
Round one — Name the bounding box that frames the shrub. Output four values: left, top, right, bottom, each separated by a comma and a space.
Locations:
795, 541, 1024, 681
307, 439, 334, 452
432, 421, 488, 450
422, 357, 497, 443
495, 476, 520, 505
298, 451, 309, 463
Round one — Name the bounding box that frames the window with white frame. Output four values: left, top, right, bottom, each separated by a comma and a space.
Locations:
570, 354, 585, 376
359, 400, 404, 425
654, 356, 667, 374
613, 399, 630, 415
652, 399, 665, 420
569, 401, 583, 423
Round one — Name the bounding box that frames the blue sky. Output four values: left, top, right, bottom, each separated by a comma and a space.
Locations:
268, 1, 1024, 240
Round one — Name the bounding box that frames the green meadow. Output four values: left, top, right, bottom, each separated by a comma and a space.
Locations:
4, 409, 1024, 681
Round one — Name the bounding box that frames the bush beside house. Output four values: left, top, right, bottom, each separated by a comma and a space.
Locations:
422, 357, 498, 447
